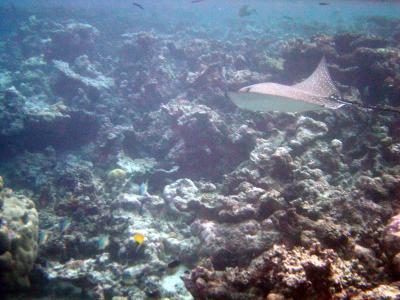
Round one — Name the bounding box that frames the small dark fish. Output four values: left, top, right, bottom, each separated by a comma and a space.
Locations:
21, 212, 29, 224
192, 0, 205, 3
319, 2, 330, 5
239, 5, 257, 17
132, 2, 144, 10
283, 15, 293, 21
167, 260, 181, 269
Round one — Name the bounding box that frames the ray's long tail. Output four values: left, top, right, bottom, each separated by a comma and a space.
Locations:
336, 97, 400, 114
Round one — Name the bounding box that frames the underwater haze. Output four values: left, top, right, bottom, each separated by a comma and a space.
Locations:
1, 0, 400, 299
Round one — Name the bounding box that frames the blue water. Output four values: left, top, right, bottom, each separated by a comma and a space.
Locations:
1, 0, 400, 38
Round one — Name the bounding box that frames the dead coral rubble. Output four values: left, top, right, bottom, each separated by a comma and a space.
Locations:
184, 244, 371, 300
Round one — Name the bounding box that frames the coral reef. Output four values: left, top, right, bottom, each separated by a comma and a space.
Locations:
52, 56, 114, 102
46, 22, 99, 62
0, 5, 399, 300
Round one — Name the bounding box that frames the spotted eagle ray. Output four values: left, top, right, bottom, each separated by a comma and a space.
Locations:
228, 57, 345, 113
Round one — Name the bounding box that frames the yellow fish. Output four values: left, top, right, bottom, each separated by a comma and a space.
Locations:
133, 233, 145, 245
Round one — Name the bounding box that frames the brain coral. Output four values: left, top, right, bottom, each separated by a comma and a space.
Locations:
0, 188, 39, 291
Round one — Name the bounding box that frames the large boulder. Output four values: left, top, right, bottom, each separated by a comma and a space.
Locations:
47, 22, 99, 62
